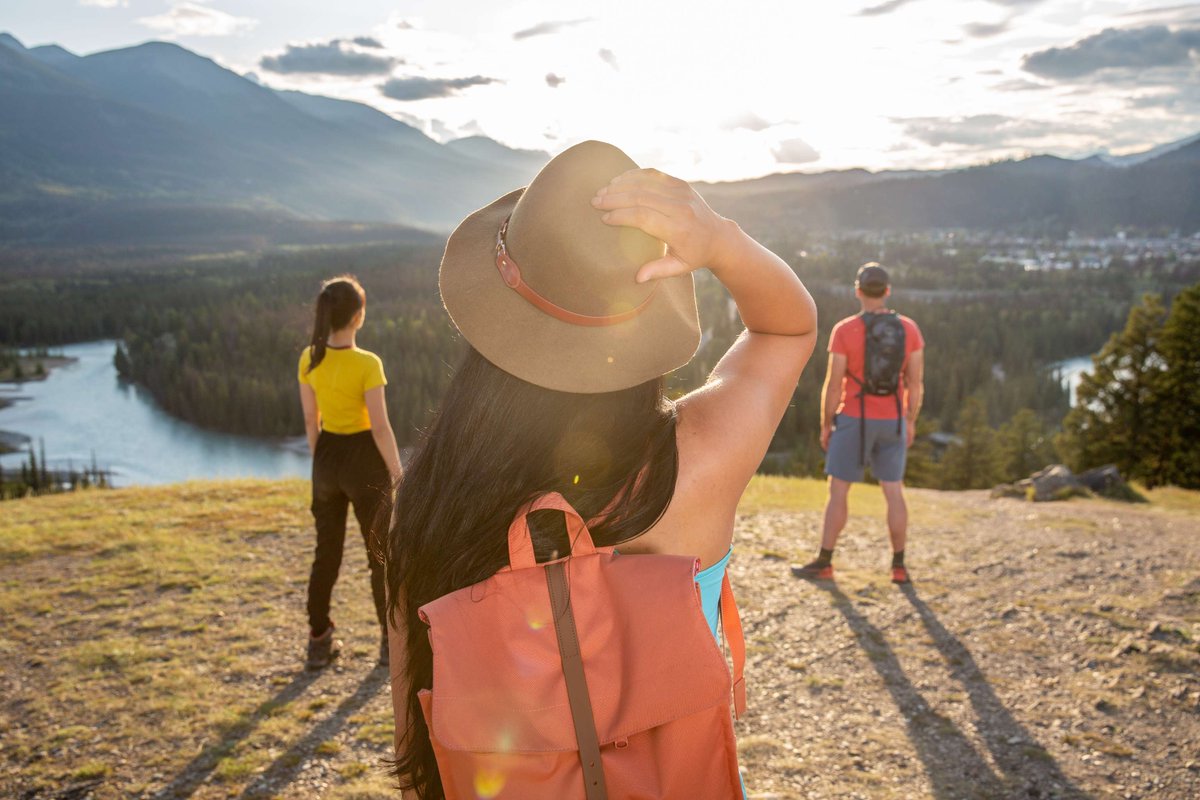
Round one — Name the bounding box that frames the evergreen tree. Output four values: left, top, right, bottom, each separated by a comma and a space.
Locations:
939, 396, 1002, 490
998, 408, 1055, 482
902, 418, 939, 489
39, 438, 49, 487
27, 447, 38, 492
1057, 294, 1168, 485
1156, 283, 1200, 488
113, 342, 132, 377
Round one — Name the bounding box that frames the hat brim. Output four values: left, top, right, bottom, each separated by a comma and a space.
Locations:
439, 188, 701, 394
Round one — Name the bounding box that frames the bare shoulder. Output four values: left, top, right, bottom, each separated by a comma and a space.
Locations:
621, 399, 740, 567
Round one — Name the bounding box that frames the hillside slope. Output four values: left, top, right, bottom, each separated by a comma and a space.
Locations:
1, 479, 1197, 799
699, 140, 1200, 236
0, 34, 544, 234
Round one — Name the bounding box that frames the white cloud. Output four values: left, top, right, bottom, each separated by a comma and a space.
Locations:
773, 137, 821, 164
206, 1, 1200, 179
80, 0, 129, 7
137, 2, 258, 38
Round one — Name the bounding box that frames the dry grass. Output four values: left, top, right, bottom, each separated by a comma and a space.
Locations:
2, 476, 1198, 799
0, 479, 393, 799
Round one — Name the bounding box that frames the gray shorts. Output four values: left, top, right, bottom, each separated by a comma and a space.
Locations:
825, 413, 908, 483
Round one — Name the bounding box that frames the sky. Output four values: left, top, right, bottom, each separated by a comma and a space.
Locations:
3, 0, 1199, 181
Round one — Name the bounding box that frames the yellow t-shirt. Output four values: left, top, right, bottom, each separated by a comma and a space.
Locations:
297, 346, 387, 434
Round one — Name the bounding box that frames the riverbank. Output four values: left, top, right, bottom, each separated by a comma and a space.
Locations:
0, 429, 31, 455
0, 340, 309, 486
0, 352, 77, 450
0, 353, 76, 384
1, 477, 1197, 799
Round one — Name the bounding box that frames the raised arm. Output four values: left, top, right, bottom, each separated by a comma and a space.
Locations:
593, 169, 818, 520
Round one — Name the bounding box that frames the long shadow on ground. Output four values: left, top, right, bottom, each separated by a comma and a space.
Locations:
809, 580, 1087, 799
898, 583, 1088, 799
236, 667, 390, 799
155, 668, 323, 799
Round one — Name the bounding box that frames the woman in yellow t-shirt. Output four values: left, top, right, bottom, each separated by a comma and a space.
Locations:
297, 274, 402, 670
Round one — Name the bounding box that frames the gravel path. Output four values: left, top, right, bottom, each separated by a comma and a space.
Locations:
732, 489, 1200, 799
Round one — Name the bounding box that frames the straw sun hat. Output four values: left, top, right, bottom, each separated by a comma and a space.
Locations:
439, 140, 701, 394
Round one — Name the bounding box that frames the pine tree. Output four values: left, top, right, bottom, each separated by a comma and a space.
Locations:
113, 342, 132, 377
39, 438, 49, 489
998, 408, 1055, 482
902, 418, 939, 488
939, 396, 1003, 490
1057, 294, 1168, 485
26, 447, 38, 492
1156, 283, 1200, 488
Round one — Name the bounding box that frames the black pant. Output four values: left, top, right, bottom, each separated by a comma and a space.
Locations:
307, 430, 390, 636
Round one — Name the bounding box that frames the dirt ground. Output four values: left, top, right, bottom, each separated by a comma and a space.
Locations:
733, 488, 1200, 800
1, 480, 1197, 799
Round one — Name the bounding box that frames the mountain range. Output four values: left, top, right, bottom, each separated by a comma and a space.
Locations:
0, 32, 546, 244
1, 31, 1198, 247
698, 138, 1200, 237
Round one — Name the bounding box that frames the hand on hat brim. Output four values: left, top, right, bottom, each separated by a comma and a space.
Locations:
592, 168, 729, 283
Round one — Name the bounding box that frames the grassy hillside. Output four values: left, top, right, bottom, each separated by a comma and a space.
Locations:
1, 478, 1198, 799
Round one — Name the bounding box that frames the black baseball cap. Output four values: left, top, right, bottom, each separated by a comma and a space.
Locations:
855, 263, 889, 296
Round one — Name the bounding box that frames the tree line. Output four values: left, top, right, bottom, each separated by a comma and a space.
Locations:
1, 239, 1193, 488
1057, 285, 1200, 488
0, 439, 110, 501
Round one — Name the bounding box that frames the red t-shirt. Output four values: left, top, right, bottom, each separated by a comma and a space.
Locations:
829, 312, 924, 419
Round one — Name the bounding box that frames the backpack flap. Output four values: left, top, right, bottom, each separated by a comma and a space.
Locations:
861, 311, 907, 396
418, 498, 733, 754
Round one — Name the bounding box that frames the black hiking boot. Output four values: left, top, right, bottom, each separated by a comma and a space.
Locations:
306, 622, 341, 670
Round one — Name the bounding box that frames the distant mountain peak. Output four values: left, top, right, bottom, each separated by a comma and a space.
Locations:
445, 136, 550, 172
28, 44, 80, 67
0, 32, 26, 51
1091, 133, 1200, 168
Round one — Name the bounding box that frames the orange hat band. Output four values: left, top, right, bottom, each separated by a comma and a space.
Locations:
495, 217, 657, 328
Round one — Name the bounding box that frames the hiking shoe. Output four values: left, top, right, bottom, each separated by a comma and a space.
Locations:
791, 560, 834, 581
306, 623, 341, 670
891, 566, 911, 584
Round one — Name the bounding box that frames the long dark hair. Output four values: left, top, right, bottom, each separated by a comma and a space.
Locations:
307, 275, 366, 372
384, 346, 679, 799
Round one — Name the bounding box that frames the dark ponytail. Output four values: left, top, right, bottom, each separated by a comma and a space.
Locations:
307, 275, 366, 373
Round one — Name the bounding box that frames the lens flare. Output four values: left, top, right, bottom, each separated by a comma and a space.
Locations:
474, 768, 506, 799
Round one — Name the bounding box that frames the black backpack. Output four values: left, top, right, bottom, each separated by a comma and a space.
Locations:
847, 311, 907, 464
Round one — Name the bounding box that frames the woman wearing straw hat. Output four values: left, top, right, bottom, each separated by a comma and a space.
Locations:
385, 141, 818, 798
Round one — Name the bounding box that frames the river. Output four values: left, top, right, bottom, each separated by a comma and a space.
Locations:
1051, 355, 1093, 406
0, 340, 310, 487
0, 340, 1096, 488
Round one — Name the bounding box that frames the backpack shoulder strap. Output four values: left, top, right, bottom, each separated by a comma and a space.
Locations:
719, 572, 747, 720
547, 561, 608, 799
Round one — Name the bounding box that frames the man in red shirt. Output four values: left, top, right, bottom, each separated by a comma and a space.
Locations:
793, 263, 925, 583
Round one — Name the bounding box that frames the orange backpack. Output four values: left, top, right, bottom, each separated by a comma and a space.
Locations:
412, 492, 747, 799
